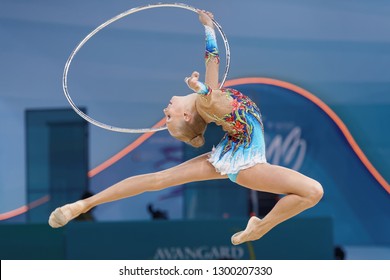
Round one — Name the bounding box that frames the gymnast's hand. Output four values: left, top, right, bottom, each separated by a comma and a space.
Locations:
198, 10, 214, 27
185, 71, 201, 91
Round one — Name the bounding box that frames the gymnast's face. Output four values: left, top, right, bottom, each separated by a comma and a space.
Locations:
163, 94, 198, 141
163, 95, 186, 134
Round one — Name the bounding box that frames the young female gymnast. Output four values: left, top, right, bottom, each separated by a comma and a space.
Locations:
49, 10, 323, 245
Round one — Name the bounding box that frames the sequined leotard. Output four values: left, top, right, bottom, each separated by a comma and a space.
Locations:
196, 86, 267, 182
193, 25, 267, 182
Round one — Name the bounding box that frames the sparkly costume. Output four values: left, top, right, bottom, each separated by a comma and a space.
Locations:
197, 86, 267, 182
192, 25, 267, 182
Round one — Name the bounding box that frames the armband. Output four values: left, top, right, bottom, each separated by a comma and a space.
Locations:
185, 77, 212, 96
196, 81, 212, 95
204, 25, 220, 64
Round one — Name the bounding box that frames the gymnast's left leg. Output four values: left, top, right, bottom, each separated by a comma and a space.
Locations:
231, 163, 323, 245
49, 152, 227, 228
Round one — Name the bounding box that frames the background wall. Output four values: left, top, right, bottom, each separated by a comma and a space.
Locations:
0, 0, 389, 258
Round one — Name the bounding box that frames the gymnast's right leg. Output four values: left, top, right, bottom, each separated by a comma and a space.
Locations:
48, 153, 227, 228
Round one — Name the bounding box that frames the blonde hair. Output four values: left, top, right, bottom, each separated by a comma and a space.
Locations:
171, 112, 207, 148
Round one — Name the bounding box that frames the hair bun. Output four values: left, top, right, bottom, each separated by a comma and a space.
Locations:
189, 135, 205, 148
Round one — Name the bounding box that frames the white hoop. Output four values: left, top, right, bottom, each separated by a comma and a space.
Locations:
63, 2, 230, 133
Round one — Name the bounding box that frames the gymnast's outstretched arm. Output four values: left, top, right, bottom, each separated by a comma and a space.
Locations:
199, 10, 219, 90
185, 11, 219, 93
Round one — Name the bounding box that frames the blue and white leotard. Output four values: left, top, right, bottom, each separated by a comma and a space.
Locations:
200, 88, 267, 182
196, 25, 267, 182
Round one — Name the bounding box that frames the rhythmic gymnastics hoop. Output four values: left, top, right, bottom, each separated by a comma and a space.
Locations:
63, 2, 231, 133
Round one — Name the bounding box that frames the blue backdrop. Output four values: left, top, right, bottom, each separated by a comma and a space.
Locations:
0, 0, 389, 253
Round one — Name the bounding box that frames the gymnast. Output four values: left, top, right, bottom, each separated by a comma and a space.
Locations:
49, 10, 323, 245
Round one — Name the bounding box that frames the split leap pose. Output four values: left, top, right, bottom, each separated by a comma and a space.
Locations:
49, 10, 323, 245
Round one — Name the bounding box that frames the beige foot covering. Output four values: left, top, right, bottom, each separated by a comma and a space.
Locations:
231, 216, 262, 245
48, 201, 86, 228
